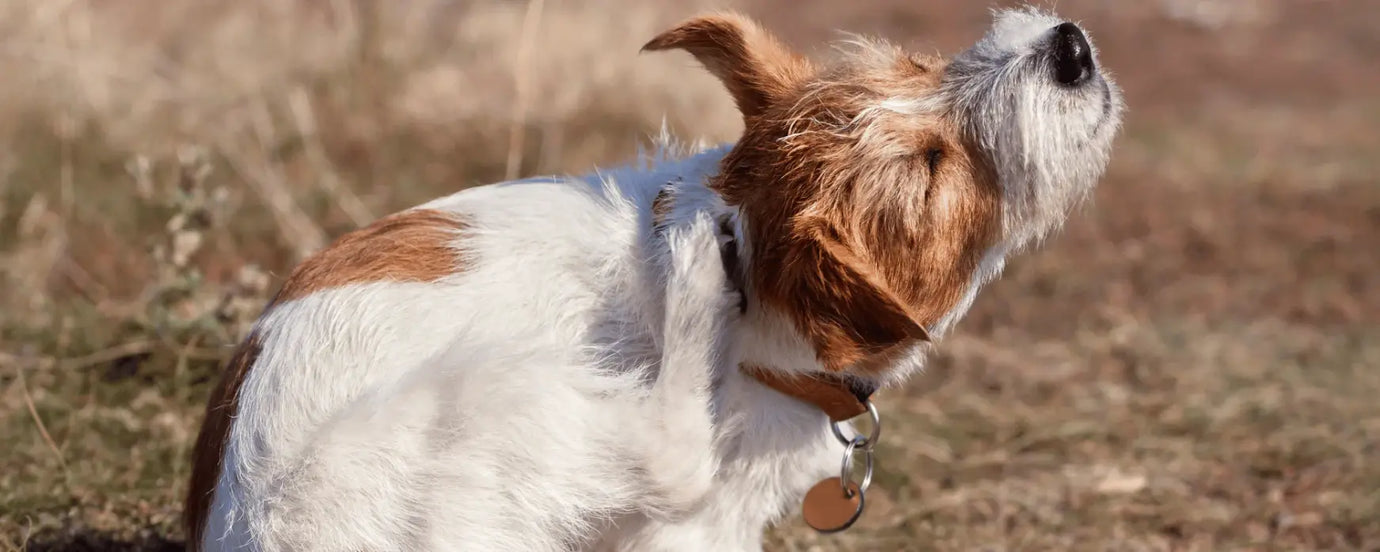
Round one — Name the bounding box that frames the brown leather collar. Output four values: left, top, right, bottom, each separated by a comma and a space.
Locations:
741, 363, 877, 422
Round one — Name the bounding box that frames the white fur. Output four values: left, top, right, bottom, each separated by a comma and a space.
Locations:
201, 7, 1122, 551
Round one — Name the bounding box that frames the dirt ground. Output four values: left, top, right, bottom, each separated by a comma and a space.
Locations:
2, 1, 1377, 550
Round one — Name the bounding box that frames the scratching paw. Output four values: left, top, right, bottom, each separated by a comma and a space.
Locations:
666, 212, 741, 321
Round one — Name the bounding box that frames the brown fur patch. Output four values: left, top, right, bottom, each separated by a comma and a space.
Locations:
271, 208, 469, 303
183, 208, 469, 548
648, 15, 1003, 373
184, 331, 262, 551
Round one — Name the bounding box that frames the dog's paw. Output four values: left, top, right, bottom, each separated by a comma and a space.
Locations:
665, 211, 741, 321
715, 215, 747, 316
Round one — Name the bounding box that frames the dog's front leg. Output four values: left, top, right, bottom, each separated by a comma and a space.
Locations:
638, 211, 740, 517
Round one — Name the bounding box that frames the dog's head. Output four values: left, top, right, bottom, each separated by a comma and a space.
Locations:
645, 8, 1123, 377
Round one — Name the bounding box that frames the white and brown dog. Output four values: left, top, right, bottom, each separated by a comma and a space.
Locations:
186, 7, 1122, 551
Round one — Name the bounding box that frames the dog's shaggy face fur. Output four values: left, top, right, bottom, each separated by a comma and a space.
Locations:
647, 8, 1123, 380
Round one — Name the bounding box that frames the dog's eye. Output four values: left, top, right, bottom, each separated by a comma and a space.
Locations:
920, 148, 943, 204
925, 148, 943, 174
908, 54, 931, 72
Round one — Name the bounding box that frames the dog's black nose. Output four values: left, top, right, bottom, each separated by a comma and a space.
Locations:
1051, 22, 1094, 87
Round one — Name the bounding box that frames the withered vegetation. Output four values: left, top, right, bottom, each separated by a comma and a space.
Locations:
2, 1, 1378, 550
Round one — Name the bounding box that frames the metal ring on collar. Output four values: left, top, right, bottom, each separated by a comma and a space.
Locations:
830, 401, 881, 450
838, 435, 875, 497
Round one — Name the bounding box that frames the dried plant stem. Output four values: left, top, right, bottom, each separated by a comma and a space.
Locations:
288, 87, 375, 227
505, 0, 546, 180
57, 257, 109, 307
225, 100, 329, 259
169, 335, 200, 502
15, 363, 70, 478
59, 340, 156, 371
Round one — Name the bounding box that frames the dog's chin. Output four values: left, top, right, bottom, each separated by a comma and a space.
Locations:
848, 339, 931, 389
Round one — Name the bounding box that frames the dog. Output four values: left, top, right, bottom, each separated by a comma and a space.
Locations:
185, 7, 1122, 551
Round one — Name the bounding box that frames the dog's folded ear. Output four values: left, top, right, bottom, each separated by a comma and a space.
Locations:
642, 12, 813, 121
781, 218, 931, 373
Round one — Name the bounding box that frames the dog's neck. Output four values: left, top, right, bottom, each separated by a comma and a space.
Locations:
653, 175, 882, 421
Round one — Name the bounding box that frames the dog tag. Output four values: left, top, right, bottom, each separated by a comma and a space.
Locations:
802, 477, 865, 533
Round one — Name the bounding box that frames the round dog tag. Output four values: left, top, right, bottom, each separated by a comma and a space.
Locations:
802, 477, 865, 533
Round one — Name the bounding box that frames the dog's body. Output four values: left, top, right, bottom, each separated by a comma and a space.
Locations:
193, 144, 802, 551
187, 8, 1123, 551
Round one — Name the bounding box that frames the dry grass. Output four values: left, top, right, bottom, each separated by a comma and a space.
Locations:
2, 0, 1378, 550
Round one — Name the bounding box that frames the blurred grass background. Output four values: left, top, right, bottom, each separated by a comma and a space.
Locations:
1, 0, 1377, 550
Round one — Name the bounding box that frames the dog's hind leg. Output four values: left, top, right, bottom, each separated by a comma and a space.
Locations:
242, 368, 573, 552
637, 211, 740, 516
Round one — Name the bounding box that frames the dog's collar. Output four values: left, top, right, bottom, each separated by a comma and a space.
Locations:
740, 363, 877, 422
